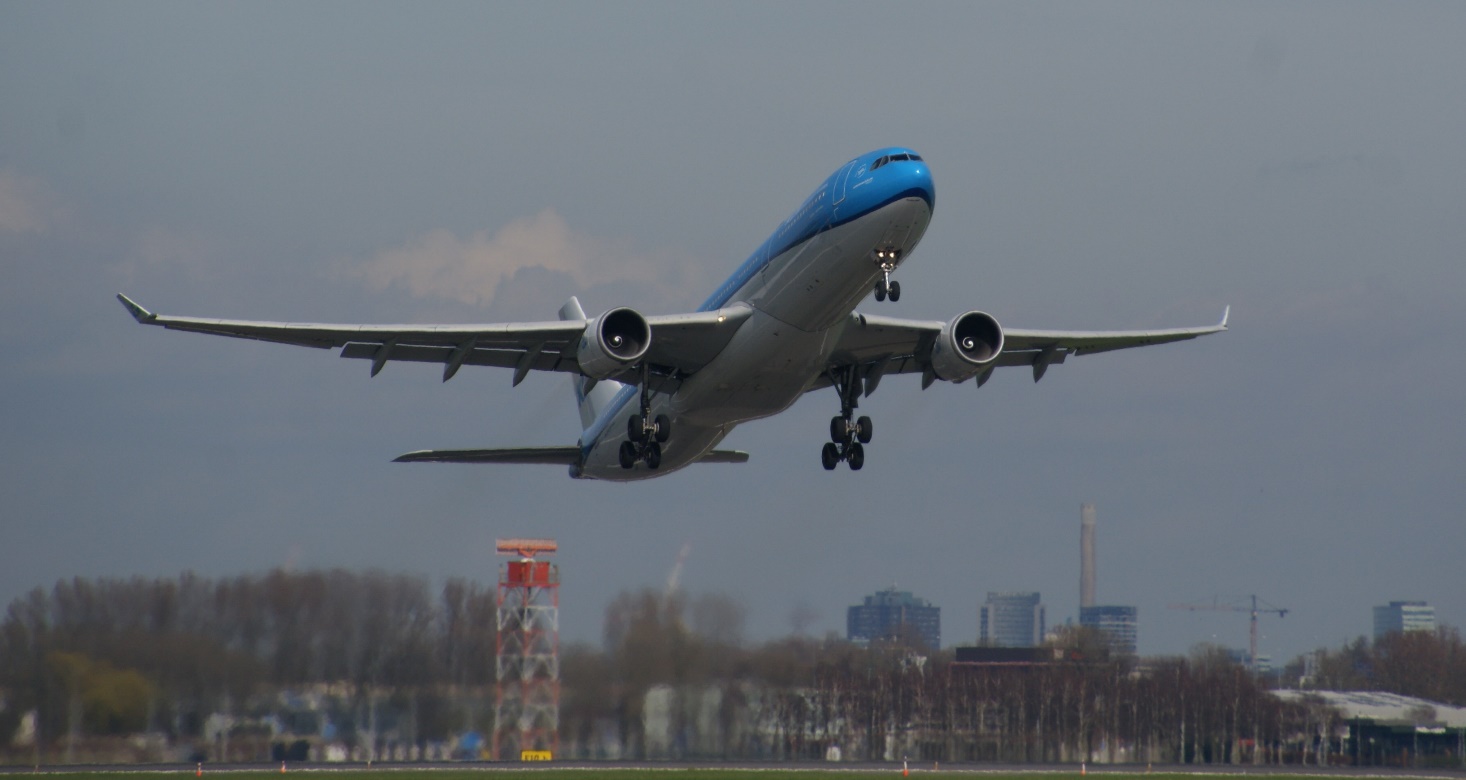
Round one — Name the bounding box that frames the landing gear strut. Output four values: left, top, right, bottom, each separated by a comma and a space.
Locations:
873, 249, 901, 302
619, 363, 671, 470
821, 365, 873, 471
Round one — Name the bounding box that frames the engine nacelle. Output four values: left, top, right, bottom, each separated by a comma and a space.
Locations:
930, 310, 1005, 382
576, 307, 651, 379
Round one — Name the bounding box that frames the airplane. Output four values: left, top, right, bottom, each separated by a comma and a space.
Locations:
118, 147, 1227, 481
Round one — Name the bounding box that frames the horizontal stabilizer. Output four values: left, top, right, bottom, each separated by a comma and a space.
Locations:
394, 447, 751, 466
394, 447, 581, 465
698, 450, 750, 464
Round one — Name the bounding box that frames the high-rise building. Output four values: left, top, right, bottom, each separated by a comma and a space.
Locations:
848, 587, 941, 649
1073, 504, 1138, 656
979, 592, 1046, 647
1373, 600, 1436, 640
1080, 503, 1097, 608
1079, 604, 1138, 657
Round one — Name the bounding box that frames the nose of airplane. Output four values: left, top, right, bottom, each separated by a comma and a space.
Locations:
909, 162, 935, 212
879, 159, 938, 212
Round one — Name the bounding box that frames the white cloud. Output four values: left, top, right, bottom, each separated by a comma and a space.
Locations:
356, 209, 686, 307
0, 170, 58, 234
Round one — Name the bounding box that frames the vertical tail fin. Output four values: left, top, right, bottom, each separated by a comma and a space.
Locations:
559, 296, 623, 431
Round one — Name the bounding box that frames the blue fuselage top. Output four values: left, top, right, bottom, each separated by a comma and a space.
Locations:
698, 147, 935, 312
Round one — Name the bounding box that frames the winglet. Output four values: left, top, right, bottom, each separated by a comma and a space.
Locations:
1219, 305, 1230, 330
117, 294, 157, 323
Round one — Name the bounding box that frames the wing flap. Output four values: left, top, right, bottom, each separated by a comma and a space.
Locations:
338, 343, 578, 374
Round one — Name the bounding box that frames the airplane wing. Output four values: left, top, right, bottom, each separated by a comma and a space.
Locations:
116, 294, 752, 385
824, 306, 1229, 392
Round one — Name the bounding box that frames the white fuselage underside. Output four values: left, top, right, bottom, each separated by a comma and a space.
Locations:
578, 196, 932, 480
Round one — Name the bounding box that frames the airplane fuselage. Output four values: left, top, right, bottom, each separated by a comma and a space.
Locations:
575, 149, 935, 480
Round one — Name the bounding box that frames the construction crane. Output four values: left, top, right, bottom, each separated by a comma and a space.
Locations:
1168, 594, 1288, 669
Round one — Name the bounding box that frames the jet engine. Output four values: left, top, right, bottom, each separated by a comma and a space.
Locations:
577, 307, 651, 379
930, 310, 1004, 382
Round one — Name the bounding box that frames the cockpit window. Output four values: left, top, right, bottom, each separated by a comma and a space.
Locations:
872, 152, 921, 170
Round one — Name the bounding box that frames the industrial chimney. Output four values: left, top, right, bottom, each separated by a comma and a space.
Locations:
1080, 503, 1096, 608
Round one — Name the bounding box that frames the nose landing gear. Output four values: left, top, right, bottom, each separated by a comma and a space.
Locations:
821, 366, 873, 471
873, 249, 902, 302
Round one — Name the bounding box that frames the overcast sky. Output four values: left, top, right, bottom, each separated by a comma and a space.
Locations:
3, 2, 1463, 663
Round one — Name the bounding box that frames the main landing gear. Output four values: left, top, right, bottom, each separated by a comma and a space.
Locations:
821, 366, 873, 471
873, 248, 901, 302
619, 364, 671, 470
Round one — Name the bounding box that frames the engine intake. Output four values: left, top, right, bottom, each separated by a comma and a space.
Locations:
577, 307, 651, 379
930, 310, 1004, 382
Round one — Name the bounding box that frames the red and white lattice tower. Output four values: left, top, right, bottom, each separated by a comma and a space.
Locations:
493, 538, 560, 760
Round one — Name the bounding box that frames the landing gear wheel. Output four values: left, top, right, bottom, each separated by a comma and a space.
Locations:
830, 416, 848, 444
887, 281, 901, 302
618, 441, 637, 469
874, 281, 887, 302
823, 364, 876, 472
653, 414, 672, 443
628, 414, 645, 443
645, 441, 662, 469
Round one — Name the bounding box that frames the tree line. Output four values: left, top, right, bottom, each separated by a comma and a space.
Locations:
1, 569, 1460, 765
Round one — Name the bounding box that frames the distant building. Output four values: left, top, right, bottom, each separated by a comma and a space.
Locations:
1079, 604, 1138, 656
1373, 600, 1436, 640
979, 592, 1045, 647
847, 587, 941, 649
1273, 690, 1466, 766
1225, 648, 1274, 674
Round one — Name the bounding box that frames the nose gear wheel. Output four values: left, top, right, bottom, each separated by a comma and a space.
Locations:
873, 249, 901, 302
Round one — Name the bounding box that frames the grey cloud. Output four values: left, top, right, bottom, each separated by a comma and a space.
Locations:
354, 209, 707, 312
0, 170, 61, 235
